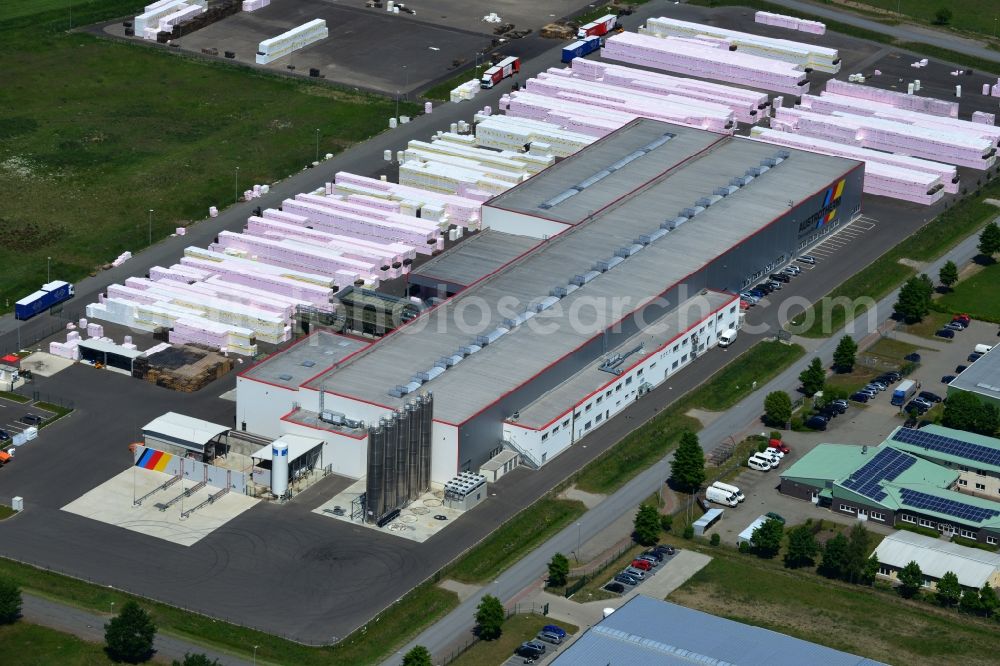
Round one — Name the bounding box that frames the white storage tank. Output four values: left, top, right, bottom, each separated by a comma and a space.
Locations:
272, 442, 289, 496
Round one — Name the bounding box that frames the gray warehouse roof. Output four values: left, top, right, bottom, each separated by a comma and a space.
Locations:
409, 229, 541, 289
947, 344, 1000, 403
309, 120, 858, 423
551, 595, 886, 666
243, 330, 369, 389
874, 530, 1000, 589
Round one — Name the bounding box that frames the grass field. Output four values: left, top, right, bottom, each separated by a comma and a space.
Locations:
0, 622, 118, 666
0, 391, 31, 404
669, 554, 1000, 665
573, 341, 804, 494
448, 615, 577, 666
935, 261, 1000, 323
0, 506, 17, 520
841, 0, 1000, 40
0, 0, 415, 314
422, 65, 489, 102
447, 499, 587, 584
900, 310, 953, 339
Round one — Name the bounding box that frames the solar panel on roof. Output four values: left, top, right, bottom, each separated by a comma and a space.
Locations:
899, 488, 1000, 523
891, 428, 1000, 467
840, 448, 915, 501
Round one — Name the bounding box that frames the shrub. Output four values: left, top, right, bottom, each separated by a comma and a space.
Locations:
683, 525, 694, 540
710, 533, 720, 546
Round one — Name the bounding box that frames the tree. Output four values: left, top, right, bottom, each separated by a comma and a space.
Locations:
933, 7, 952, 25
844, 523, 873, 584
979, 221, 1000, 258
750, 518, 784, 559
0, 578, 21, 625
633, 504, 661, 546
783, 525, 819, 569
943, 391, 1000, 436
938, 260, 959, 290
763, 391, 792, 428
547, 553, 570, 588
670, 430, 705, 493
893, 274, 934, 323
799, 357, 826, 396
818, 533, 849, 580
172, 655, 220, 666
710, 533, 720, 546
832, 335, 858, 373
861, 554, 880, 586
474, 595, 504, 641
660, 514, 673, 534
978, 582, 999, 618
402, 645, 433, 666
104, 601, 156, 664
959, 588, 983, 615
935, 571, 962, 607
897, 561, 923, 599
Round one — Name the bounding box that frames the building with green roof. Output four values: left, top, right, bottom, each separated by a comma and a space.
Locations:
780, 441, 1000, 546
882, 425, 1000, 502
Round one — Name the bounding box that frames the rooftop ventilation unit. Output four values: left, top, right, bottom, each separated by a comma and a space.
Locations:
776, 149, 790, 159
417, 367, 446, 382
388, 386, 405, 398
539, 189, 578, 210
696, 197, 712, 208
459, 344, 482, 356
608, 150, 646, 171
301, 360, 316, 367
593, 260, 611, 273
714, 187, 731, 197
476, 327, 509, 346
635, 235, 652, 246
647, 228, 668, 242
551, 286, 568, 298
403, 380, 422, 394
571, 271, 601, 286
278, 374, 293, 381
762, 157, 778, 167
535, 295, 561, 312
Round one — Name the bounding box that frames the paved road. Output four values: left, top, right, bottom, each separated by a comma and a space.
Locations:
747, 0, 1000, 66
20, 592, 253, 666
389, 222, 991, 664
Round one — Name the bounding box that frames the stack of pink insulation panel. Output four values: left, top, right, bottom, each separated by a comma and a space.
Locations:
568, 59, 769, 125
602, 32, 810, 96
210, 231, 387, 282
754, 11, 826, 35
751, 128, 950, 204
49, 331, 81, 360
973, 111, 996, 125
772, 107, 996, 170
825, 79, 957, 117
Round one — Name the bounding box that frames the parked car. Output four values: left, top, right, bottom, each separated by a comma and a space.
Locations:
642, 550, 664, 563
614, 573, 639, 586
19, 414, 43, 426
0, 430, 9, 441
769, 273, 791, 283
956, 364, 968, 373
766, 512, 786, 524
782, 265, 801, 275
918, 391, 942, 403
818, 405, 841, 419
740, 292, 760, 304
754, 283, 774, 295
904, 352, 921, 363
868, 380, 888, 391
953, 314, 971, 325
850, 391, 870, 403
768, 438, 790, 454
805, 415, 828, 430
604, 581, 625, 593
623, 567, 647, 580
797, 255, 817, 264
630, 559, 653, 571
905, 400, 929, 415
637, 554, 660, 566
766, 279, 782, 290
945, 321, 967, 331
537, 631, 563, 645
941, 375, 956, 384
542, 625, 567, 639
749, 289, 766, 299
652, 544, 676, 556
903, 415, 919, 428
969, 352, 984, 363
518, 641, 547, 657
912, 397, 933, 409
878, 371, 902, 383
936, 329, 956, 339
829, 399, 849, 413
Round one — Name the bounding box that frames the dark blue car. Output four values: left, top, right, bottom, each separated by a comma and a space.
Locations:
543, 624, 567, 638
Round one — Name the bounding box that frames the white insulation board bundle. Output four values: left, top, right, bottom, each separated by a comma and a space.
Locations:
256, 19, 328, 64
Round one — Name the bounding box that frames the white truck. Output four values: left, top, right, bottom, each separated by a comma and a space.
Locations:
706, 486, 739, 506
717, 328, 738, 348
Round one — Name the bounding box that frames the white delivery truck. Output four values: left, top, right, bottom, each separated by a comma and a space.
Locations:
706, 486, 739, 506
891, 379, 917, 406
717, 328, 738, 348
711, 481, 745, 502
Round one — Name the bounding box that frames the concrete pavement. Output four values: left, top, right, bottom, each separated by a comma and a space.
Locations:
20, 593, 253, 666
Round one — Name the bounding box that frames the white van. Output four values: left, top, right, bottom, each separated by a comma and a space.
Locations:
717, 328, 738, 348
975, 344, 993, 355
748, 456, 771, 471
750, 453, 779, 470
706, 486, 739, 507
712, 481, 745, 502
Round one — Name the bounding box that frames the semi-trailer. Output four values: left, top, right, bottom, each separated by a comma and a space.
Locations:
561, 36, 601, 63
480, 56, 521, 89
14, 281, 75, 320
577, 14, 618, 39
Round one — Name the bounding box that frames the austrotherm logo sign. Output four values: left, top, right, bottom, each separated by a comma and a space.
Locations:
798, 178, 846, 234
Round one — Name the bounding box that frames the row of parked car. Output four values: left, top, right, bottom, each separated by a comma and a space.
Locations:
850, 370, 904, 404
802, 398, 849, 431
739, 262, 808, 307
604, 544, 676, 593
935, 313, 972, 339
516, 624, 569, 660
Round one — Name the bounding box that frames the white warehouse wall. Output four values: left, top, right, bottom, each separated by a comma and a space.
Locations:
481, 207, 571, 240
235, 376, 298, 438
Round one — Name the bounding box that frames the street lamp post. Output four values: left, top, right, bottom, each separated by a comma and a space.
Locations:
147, 209, 154, 246
47, 257, 51, 283
576, 522, 582, 562
110, 601, 115, 615
315, 128, 320, 163
253, 645, 259, 665
235, 166, 240, 203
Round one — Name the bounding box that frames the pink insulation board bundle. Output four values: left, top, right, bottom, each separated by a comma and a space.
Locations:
333, 172, 483, 225
602, 32, 809, 96
242, 0, 269, 11
211, 231, 387, 280
86, 323, 104, 338
245, 216, 414, 269
973, 111, 996, 126
278, 196, 439, 252
754, 11, 826, 35
112, 251, 132, 267
568, 59, 768, 124
824, 79, 958, 117
750, 127, 958, 195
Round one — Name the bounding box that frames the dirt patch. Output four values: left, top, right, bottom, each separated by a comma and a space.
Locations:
438, 579, 481, 603
557, 484, 606, 510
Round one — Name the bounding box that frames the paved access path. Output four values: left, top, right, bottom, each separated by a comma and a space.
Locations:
748, 0, 1000, 66
20, 593, 253, 666
388, 222, 990, 664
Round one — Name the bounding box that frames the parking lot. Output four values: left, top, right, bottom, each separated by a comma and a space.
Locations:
703, 318, 997, 544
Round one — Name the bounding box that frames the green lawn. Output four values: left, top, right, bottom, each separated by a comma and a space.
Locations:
449, 615, 578, 666
0, 1, 416, 314
900, 311, 953, 339
34, 402, 74, 429
0, 506, 17, 520
422, 66, 489, 102
669, 555, 1000, 665
573, 341, 804, 494
447, 499, 586, 584
935, 262, 1000, 323
0, 391, 31, 404
844, 0, 1000, 41
0, 622, 118, 666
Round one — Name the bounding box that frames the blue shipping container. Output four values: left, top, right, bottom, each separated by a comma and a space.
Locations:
15, 281, 74, 320
561, 36, 600, 63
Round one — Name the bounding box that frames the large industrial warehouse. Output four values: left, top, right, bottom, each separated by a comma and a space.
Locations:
236, 118, 862, 522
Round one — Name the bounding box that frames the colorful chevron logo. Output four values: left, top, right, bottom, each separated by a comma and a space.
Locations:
817, 179, 846, 229
136, 448, 173, 472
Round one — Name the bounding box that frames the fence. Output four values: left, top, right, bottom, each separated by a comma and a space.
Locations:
440, 602, 550, 665
563, 542, 635, 598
